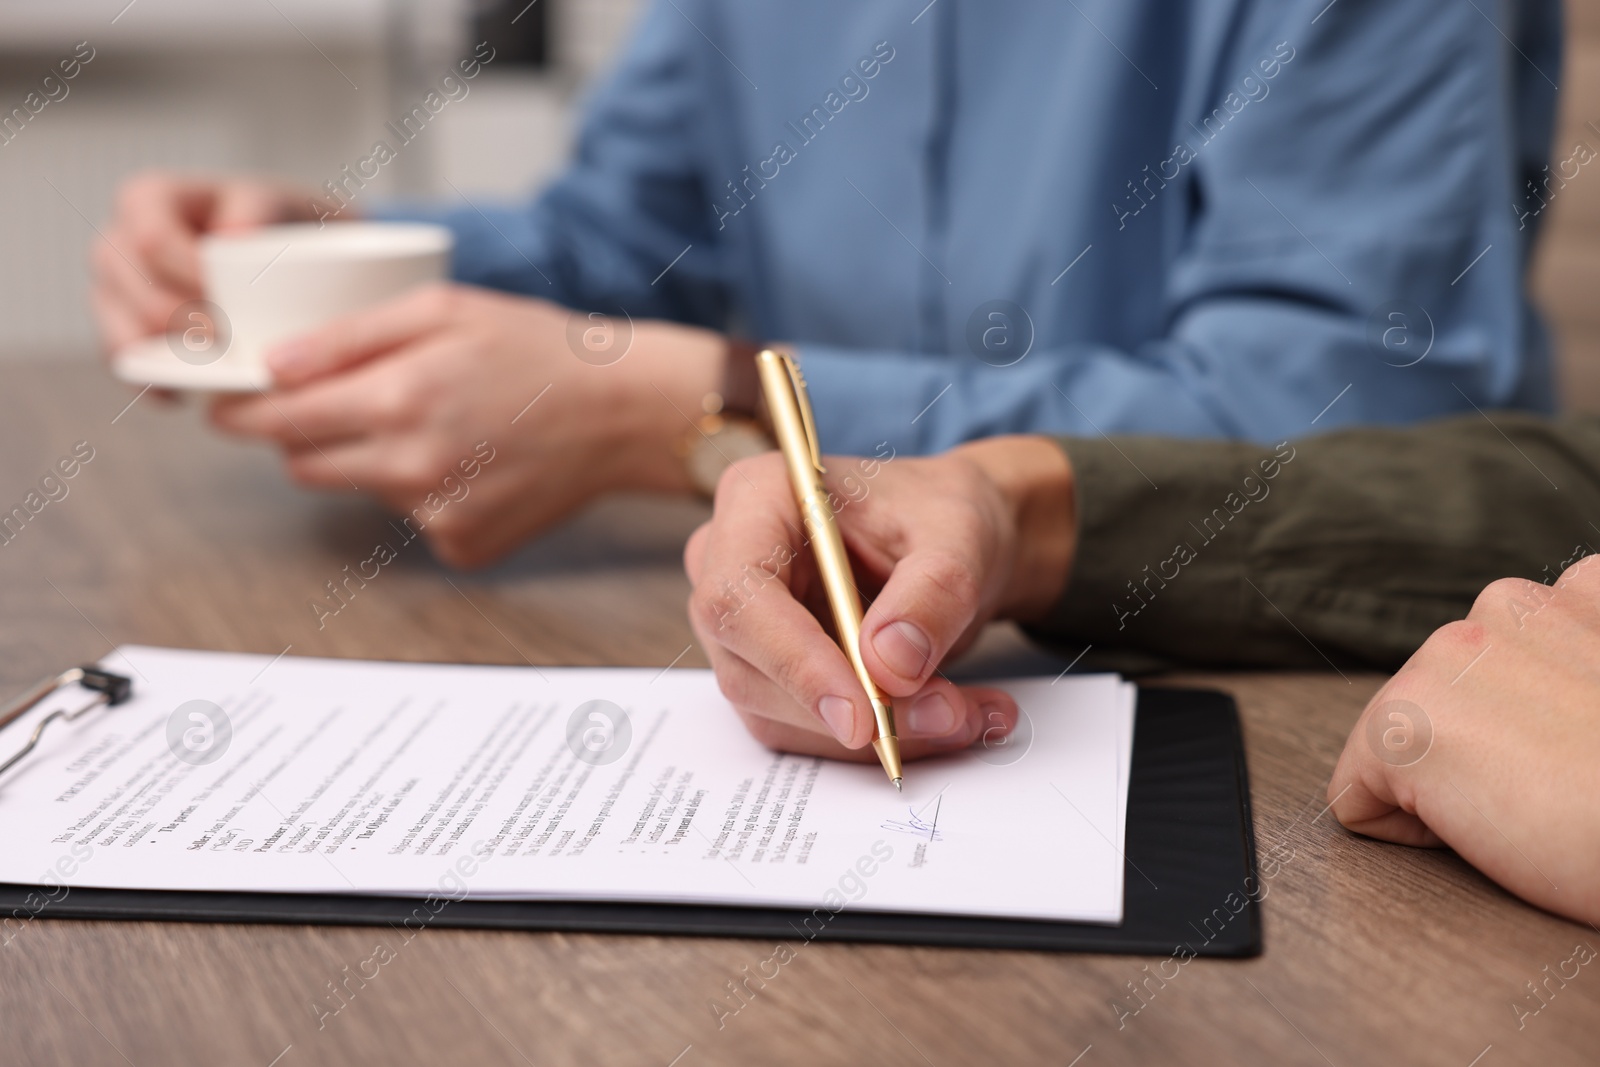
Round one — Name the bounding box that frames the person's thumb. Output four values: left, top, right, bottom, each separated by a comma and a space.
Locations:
859, 547, 983, 697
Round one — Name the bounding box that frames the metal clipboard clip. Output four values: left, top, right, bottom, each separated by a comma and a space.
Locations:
0, 666, 133, 779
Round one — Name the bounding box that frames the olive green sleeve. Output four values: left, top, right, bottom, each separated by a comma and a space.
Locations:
1027, 413, 1600, 672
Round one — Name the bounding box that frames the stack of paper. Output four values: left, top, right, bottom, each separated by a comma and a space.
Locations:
0, 646, 1135, 924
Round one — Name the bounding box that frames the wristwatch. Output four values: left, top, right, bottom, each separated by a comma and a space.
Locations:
677, 338, 775, 497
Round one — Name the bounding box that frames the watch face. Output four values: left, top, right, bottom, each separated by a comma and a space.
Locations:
687, 419, 774, 496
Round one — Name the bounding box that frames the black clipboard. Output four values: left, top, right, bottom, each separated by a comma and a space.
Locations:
0, 686, 1258, 957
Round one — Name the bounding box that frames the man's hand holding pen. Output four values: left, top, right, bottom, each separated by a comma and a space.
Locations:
684, 432, 1078, 766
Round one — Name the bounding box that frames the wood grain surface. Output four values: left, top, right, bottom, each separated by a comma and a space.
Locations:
1, 363, 1595, 1066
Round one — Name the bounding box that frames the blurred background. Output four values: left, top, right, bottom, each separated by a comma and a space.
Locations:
2, 0, 1598, 413
0, 0, 640, 359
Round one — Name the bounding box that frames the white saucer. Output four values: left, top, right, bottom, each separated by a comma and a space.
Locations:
112, 336, 271, 393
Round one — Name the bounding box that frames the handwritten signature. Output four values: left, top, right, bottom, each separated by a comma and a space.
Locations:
881, 798, 943, 841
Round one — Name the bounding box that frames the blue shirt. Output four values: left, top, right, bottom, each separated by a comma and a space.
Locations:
395, 0, 1560, 455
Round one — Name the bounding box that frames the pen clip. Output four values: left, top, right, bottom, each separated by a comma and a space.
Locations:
779, 350, 826, 475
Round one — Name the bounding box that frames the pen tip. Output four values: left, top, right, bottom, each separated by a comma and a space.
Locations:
893, 778, 902, 792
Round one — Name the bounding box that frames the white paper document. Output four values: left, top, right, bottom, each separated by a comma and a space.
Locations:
0, 646, 1136, 924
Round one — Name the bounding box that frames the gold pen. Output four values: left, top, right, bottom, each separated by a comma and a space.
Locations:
754, 347, 903, 790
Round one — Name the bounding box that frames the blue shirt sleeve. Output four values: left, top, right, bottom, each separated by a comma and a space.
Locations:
379, 0, 728, 327
383, 0, 1557, 458
801, 0, 1557, 455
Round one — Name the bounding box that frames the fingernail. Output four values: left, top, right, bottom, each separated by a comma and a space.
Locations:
905, 691, 958, 737
873, 620, 933, 680
818, 696, 855, 743
978, 701, 1012, 738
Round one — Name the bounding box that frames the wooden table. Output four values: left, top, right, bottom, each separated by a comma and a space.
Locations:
1, 363, 1595, 1066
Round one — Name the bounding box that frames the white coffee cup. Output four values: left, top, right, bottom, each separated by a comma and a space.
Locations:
113, 221, 453, 392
